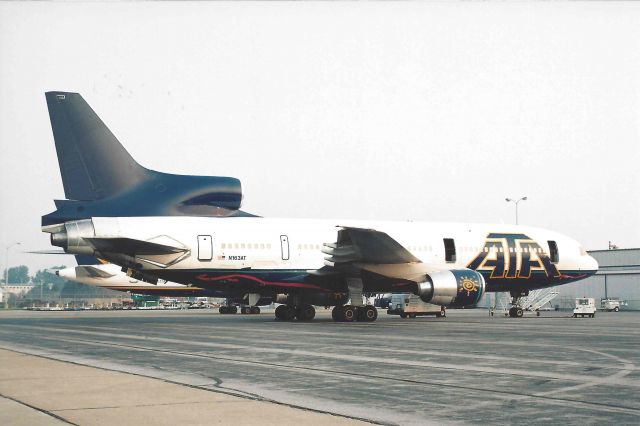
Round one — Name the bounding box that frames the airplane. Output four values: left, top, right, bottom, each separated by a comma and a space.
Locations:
53, 264, 270, 314
45, 216, 598, 321
42, 92, 598, 322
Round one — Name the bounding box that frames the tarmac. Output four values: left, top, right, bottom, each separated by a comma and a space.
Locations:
0, 308, 639, 425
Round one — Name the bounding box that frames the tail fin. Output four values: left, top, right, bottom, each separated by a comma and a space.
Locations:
45, 91, 149, 201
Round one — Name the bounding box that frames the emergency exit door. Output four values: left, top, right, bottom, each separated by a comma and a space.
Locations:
280, 235, 289, 260
198, 235, 212, 261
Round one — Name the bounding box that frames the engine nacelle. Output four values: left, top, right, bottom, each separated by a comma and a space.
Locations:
416, 269, 485, 308
49, 219, 96, 256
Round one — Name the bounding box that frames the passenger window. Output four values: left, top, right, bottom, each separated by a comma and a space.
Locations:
548, 240, 559, 263
443, 238, 456, 263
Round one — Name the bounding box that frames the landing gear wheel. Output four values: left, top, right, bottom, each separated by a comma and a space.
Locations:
251, 306, 260, 314
509, 307, 523, 318
229, 306, 238, 314
342, 305, 356, 322
219, 306, 228, 314
332, 306, 344, 321
275, 305, 294, 321
240, 306, 248, 314
356, 306, 377, 322
400, 313, 407, 319
536, 311, 540, 317
296, 305, 316, 321
614, 307, 619, 312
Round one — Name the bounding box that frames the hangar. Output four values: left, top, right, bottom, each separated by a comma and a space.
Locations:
553, 248, 640, 310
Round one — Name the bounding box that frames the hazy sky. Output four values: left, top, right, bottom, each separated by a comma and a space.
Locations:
1, 2, 639, 273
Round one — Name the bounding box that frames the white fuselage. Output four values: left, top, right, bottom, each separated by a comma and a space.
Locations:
86, 216, 598, 285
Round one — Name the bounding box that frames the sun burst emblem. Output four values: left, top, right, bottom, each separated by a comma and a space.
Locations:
459, 277, 479, 296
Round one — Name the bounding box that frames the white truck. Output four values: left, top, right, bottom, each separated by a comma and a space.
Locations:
387, 294, 445, 318
573, 298, 596, 318
601, 298, 626, 312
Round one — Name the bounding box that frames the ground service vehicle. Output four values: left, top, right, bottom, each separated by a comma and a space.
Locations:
387, 294, 445, 318
601, 298, 625, 312
573, 298, 596, 318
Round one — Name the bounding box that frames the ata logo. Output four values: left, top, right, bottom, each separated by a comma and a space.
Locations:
459, 277, 479, 296
467, 233, 559, 279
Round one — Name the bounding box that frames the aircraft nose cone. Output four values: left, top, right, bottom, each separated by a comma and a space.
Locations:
585, 255, 599, 273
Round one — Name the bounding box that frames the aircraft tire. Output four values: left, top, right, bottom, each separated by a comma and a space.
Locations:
400, 313, 407, 319
275, 305, 288, 320
614, 307, 619, 312
342, 306, 356, 322
219, 306, 227, 314
362, 306, 377, 322
251, 306, 260, 314
240, 307, 248, 314
297, 305, 316, 321
229, 306, 238, 314
516, 308, 523, 318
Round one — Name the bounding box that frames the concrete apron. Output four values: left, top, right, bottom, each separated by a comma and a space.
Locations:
0, 349, 366, 426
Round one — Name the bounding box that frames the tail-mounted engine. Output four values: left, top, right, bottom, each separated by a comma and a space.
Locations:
416, 269, 485, 308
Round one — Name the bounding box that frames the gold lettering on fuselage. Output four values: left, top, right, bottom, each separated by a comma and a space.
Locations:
467, 233, 559, 279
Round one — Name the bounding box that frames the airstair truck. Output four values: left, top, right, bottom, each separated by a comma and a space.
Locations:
573, 298, 596, 318
387, 294, 445, 318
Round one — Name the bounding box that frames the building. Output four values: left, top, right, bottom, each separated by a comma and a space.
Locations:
1, 284, 35, 299
551, 248, 640, 310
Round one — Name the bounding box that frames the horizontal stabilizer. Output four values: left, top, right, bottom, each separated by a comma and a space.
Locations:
28, 249, 73, 255
83, 237, 188, 256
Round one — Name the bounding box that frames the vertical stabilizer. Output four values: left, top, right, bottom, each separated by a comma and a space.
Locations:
46, 91, 149, 201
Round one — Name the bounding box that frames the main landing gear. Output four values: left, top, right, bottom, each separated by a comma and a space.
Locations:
331, 305, 378, 322
275, 304, 316, 321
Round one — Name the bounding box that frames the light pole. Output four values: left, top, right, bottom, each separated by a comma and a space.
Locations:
505, 197, 527, 225
3, 242, 21, 308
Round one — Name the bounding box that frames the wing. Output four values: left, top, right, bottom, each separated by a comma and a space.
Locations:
314, 226, 443, 291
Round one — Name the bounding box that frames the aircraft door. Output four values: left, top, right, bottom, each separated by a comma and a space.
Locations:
280, 235, 289, 260
198, 235, 213, 261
